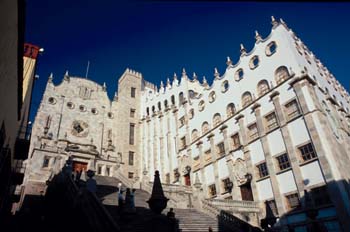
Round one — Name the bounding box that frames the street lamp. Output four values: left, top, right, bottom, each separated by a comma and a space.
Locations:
227, 180, 234, 193
118, 182, 122, 193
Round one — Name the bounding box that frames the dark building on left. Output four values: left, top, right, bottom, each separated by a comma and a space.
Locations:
0, 0, 42, 220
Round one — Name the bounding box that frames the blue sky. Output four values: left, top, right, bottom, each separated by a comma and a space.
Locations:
26, 1, 350, 122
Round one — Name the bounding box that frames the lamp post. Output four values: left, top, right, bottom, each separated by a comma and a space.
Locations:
118, 182, 122, 193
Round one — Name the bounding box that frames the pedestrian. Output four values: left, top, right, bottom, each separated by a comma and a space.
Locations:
118, 189, 125, 212
208, 226, 213, 232
167, 208, 175, 219
86, 170, 97, 194
130, 188, 136, 209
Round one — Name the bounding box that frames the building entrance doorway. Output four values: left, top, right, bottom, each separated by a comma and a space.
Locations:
240, 183, 254, 201
72, 161, 88, 172
184, 174, 191, 186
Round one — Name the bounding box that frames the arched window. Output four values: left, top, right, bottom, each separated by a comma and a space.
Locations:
201, 122, 210, 134
226, 103, 236, 117
146, 107, 149, 116
164, 100, 168, 109
275, 66, 289, 85
213, 113, 222, 126
158, 102, 161, 111
189, 90, 195, 99
171, 95, 175, 105
249, 56, 259, 69
179, 92, 185, 105
152, 106, 155, 113
242, 91, 253, 107
257, 80, 270, 96
191, 129, 199, 141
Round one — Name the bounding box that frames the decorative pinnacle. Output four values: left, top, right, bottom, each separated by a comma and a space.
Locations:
114, 92, 118, 101
214, 67, 220, 78
193, 72, 197, 80
48, 72, 53, 82
167, 78, 171, 86
271, 16, 278, 27
64, 70, 69, 81
102, 82, 107, 91
226, 56, 232, 66
182, 68, 186, 76
173, 72, 177, 80
255, 30, 262, 42
240, 43, 246, 56
202, 76, 208, 85
280, 18, 287, 28
160, 81, 164, 89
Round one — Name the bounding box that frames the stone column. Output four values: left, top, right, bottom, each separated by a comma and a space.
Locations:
153, 115, 159, 172
208, 133, 221, 196
221, 124, 240, 200
270, 91, 305, 199
235, 114, 259, 201
252, 103, 286, 214
158, 114, 166, 179
146, 118, 152, 176
198, 141, 208, 197
166, 111, 174, 183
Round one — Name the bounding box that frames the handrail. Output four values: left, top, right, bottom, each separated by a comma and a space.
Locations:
203, 198, 260, 212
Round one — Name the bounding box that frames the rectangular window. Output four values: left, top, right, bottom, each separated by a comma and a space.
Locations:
130, 108, 135, 118
311, 186, 331, 206
222, 178, 231, 193
248, 123, 259, 140
257, 162, 269, 178
231, 133, 241, 150
208, 184, 217, 197
131, 87, 136, 98
286, 193, 300, 209
129, 123, 135, 145
128, 172, 134, 179
179, 116, 185, 128
216, 142, 225, 155
299, 143, 317, 161
276, 153, 291, 171
285, 100, 301, 120
106, 167, 110, 176
265, 112, 278, 130
179, 136, 186, 150
97, 166, 102, 175
266, 199, 278, 216
42, 156, 50, 168
129, 151, 134, 166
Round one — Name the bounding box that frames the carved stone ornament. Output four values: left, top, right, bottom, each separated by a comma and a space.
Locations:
233, 158, 249, 185
71, 120, 89, 137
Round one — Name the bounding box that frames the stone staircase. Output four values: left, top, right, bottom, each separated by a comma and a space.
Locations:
94, 175, 234, 232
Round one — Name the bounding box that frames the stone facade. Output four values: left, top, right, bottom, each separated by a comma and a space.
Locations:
21, 18, 350, 230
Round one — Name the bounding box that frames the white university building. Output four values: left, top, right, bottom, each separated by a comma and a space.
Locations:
18, 17, 350, 230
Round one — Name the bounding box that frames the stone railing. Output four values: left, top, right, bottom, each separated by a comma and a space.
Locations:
204, 198, 260, 213
114, 170, 133, 188
46, 172, 120, 232
202, 199, 261, 232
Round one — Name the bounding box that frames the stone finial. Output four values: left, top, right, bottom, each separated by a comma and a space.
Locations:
271, 16, 278, 27
182, 68, 186, 77
280, 18, 288, 28
102, 82, 107, 91
214, 67, 220, 79
160, 81, 164, 89
289, 67, 295, 76
255, 30, 262, 43
173, 72, 177, 80
202, 76, 208, 88
64, 70, 69, 81
113, 92, 118, 101
48, 72, 53, 83
240, 43, 246, 56
192, 72, 197, 80
167, 78, 171, 87
226, 56, 232, 67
